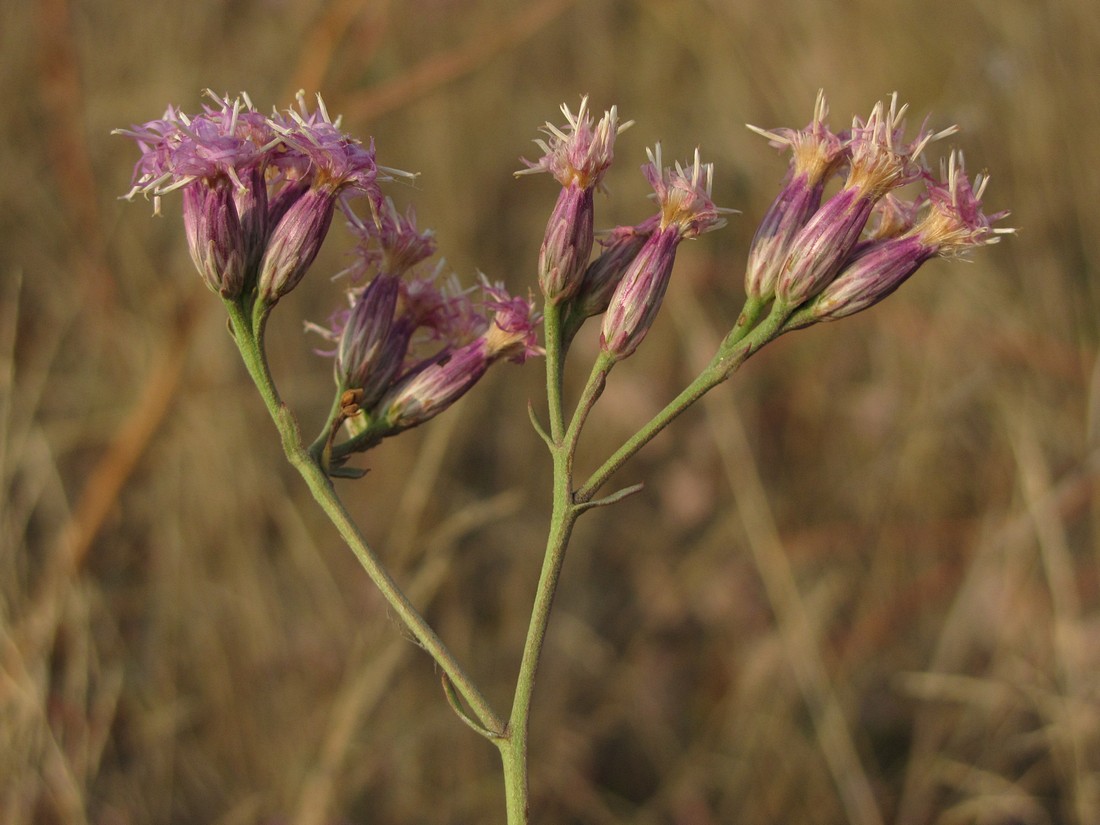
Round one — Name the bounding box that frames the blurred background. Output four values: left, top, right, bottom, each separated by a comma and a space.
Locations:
3, 0, 1099, 822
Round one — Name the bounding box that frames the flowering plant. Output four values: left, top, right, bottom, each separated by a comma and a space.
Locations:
118, 89, 1010, 824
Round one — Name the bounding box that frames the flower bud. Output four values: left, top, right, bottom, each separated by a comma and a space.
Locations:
257, 187, 337, 303
538, 184, 595, 302
182, 178, 246, 298
599, 227, 679, 359
336, 274, 401, 394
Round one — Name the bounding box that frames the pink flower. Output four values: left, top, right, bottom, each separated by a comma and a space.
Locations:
373, 280, 541, 432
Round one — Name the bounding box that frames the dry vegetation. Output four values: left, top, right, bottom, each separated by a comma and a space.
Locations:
3, 0, 1099, 822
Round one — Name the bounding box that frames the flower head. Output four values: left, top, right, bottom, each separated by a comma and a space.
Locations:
744, 91, 849, 301
912, 152, 1013, 256
344, 197, 437, 282
370, 281, 540, 432
643, 145, 733, 239
844, 93, 955, 199
518, 97, 633, 303
746, 90, 848, 190
268, 93, 382, 200
600, 147, 732, 360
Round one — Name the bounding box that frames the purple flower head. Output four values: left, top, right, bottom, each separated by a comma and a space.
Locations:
376, 338, 494, 432
335, 273, 402, 394
746, 90, 849, 190
270, 94, 381, 200
480, 281, 543, 364
809, 152, 1013, 323
371, 281, 540, 433
257, 187, 339, 303
535, 183, 595, 303
257, 94, 397, 304
912, 151, 1013, 256
599, 226, 679, 360
118, 92, 276, 205
844, 93, 955, 199
744, 91, 849, 301
182, 177, 246, 297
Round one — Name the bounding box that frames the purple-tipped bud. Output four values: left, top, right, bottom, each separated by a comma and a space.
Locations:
569, 216, 659, 324
378, 339, 494, 432
745, 91, 848, 301
257, 187, 337, 303
182, 178, 246, 297
518, 97, 633, 303
773, 94, 956, 309
774, 185, 876, 308
600, 146, 732, 360
336, 274, 401, 394
537, 184, 595, 303
599, 226, 679, 360
809, 152, 1013, 322
375, 288, 540, 432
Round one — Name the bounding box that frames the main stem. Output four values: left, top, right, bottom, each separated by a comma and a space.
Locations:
224, 299, 504, 736
498, 297, 593, 824
500, 452, 576, 824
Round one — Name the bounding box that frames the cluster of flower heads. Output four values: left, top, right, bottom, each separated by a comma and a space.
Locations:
118, 91, 539, 447
118, 90, 1011, 462
745, 91, 1013, 323
519, 97, 733, 359
308, 198, 540, 440
519, 92, 1011, 360
117, 90, 392, 304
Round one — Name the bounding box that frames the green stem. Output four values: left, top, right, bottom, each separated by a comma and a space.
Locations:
500, 297, 612, 824
576, 298, 787, 503
223, 299, 504, 737
501, 440, 578, 825
542, 301, 567, 444
563, 352, 614, 456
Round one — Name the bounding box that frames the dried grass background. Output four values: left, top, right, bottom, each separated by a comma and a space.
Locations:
3, 0, 1099, 823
